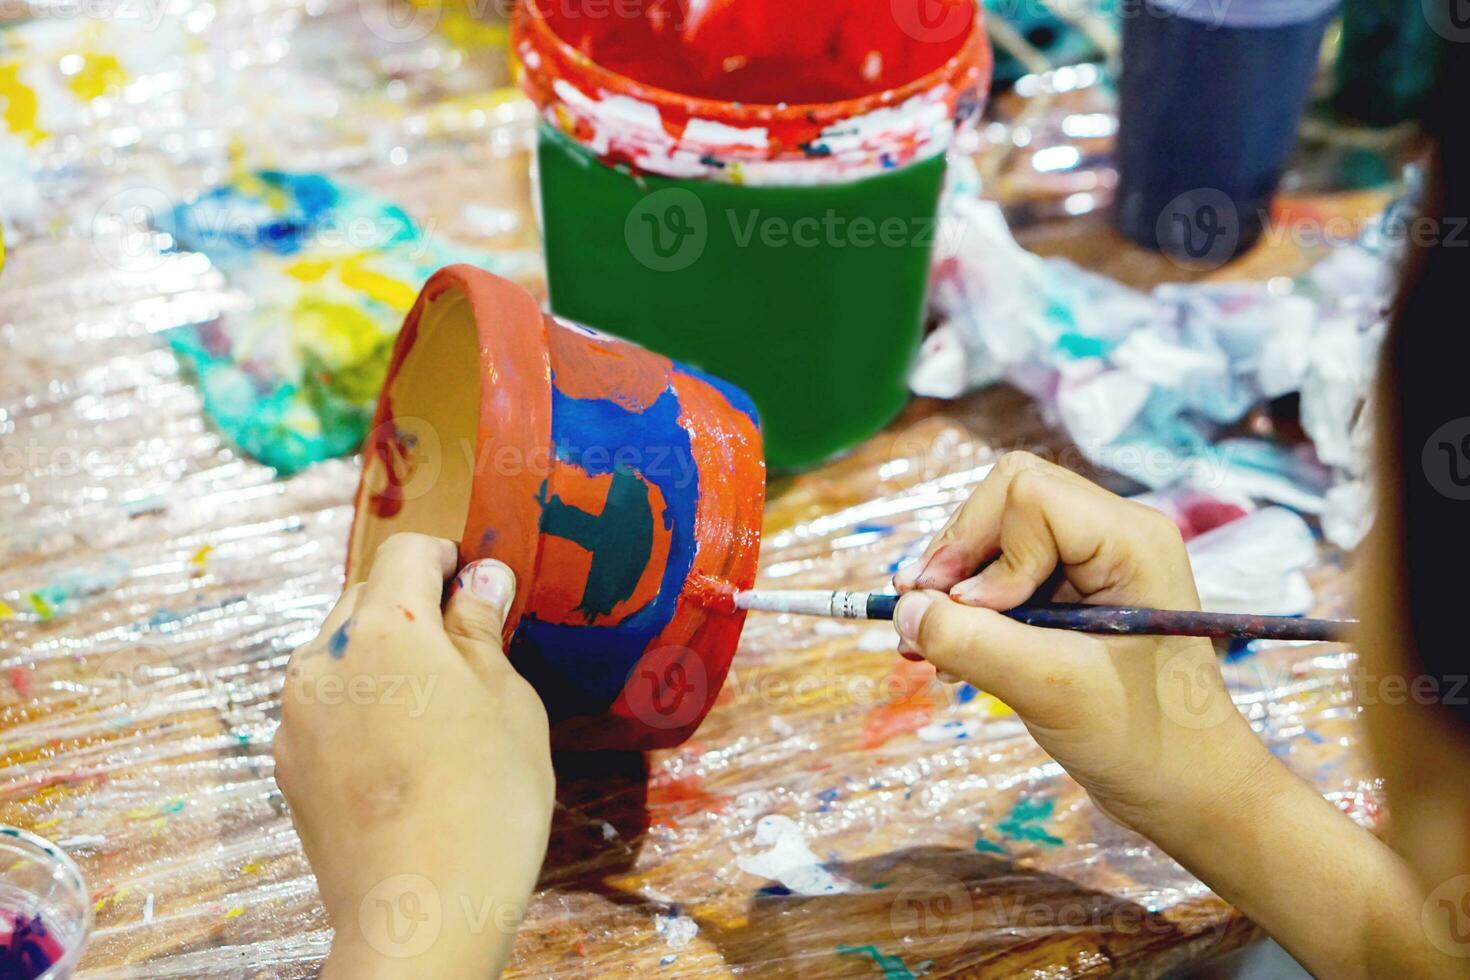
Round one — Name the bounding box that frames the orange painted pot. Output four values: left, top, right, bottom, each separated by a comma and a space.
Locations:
346, 266, 765, 750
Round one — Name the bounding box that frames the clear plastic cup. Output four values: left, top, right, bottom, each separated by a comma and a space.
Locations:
0, 828, 91, 980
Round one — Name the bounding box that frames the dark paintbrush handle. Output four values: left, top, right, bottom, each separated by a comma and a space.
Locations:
863, 594, 1353, 643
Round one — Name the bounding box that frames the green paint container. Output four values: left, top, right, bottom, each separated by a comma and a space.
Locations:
513, 0, 992, 470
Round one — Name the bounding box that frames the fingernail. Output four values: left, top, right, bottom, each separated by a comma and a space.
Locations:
894, 592, 933, 643
949, 575, 986, 604
892, 558, 922, 590
460, 560, 515, 610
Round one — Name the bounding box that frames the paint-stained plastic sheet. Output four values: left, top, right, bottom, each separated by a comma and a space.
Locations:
0, 235, 1375, 976
2, 2, 1376, 976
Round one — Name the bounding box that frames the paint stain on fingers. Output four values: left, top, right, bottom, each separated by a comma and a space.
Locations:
327, 619, 353, 659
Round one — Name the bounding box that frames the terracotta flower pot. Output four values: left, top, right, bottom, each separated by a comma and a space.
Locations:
346, 265, 765, 750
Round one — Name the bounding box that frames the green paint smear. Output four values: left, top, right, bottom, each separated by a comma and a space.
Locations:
538, 466, 655, 623
836, 945, 924, 979
973, 837, 1006, 854
994, 797, 1064, 848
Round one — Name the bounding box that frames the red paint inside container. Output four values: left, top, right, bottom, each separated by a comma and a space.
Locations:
536, 0, 976, 104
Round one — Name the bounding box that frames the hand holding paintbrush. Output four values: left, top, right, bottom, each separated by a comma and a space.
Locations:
732, 454, 1327, 878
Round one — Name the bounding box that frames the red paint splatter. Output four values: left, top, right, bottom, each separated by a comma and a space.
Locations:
1177, 495, 1249, 540
402, 607, 416, 622
861, 671, 936, 750
9, 667, 31, 699
648, 771, 726, 828
861, 697, 934, 749
367, 423, 409, 519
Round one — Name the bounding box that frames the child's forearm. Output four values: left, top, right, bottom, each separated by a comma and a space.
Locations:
1141, 752, 1459, 979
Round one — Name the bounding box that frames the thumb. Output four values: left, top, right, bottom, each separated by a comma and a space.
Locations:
894, 590, 1096, 723
444, 560, 517, 673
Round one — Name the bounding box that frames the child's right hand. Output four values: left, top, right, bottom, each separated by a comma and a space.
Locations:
892, 453, 1278, 842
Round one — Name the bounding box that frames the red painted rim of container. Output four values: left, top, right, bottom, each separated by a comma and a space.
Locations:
514, 0, 990, 129
347, 264, 553, 646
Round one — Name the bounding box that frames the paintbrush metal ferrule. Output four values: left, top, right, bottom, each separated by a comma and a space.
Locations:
734, 589, 887, 619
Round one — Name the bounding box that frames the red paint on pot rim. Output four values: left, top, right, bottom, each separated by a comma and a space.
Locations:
513, 0, 991, 183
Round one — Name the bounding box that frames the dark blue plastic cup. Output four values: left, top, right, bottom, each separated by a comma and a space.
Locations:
1114, 0, 1339, 267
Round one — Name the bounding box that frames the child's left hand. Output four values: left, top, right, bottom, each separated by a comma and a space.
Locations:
275, 533, 554, 979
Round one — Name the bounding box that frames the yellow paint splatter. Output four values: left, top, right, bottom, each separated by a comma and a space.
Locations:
27, 593, 54, 620
284, 257, 335, 283
190, 544, 213, 572
64, 52, 127, 103
0, 62, 47, 146
224, 906, 244, 919
436, 6, 509, 50
34, 817, 61, 830
241, 861, 261, 874
338, 255, 417, 312
0, 600, 14, 620
981, 694, 1015, 717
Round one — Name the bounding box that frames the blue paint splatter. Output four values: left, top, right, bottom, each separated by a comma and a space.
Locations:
954, 683, 978, 704
328, 619, 352, 659
816, 788, 840, 812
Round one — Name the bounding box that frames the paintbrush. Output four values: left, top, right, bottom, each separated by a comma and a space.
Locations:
721, 587, 1356, 643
